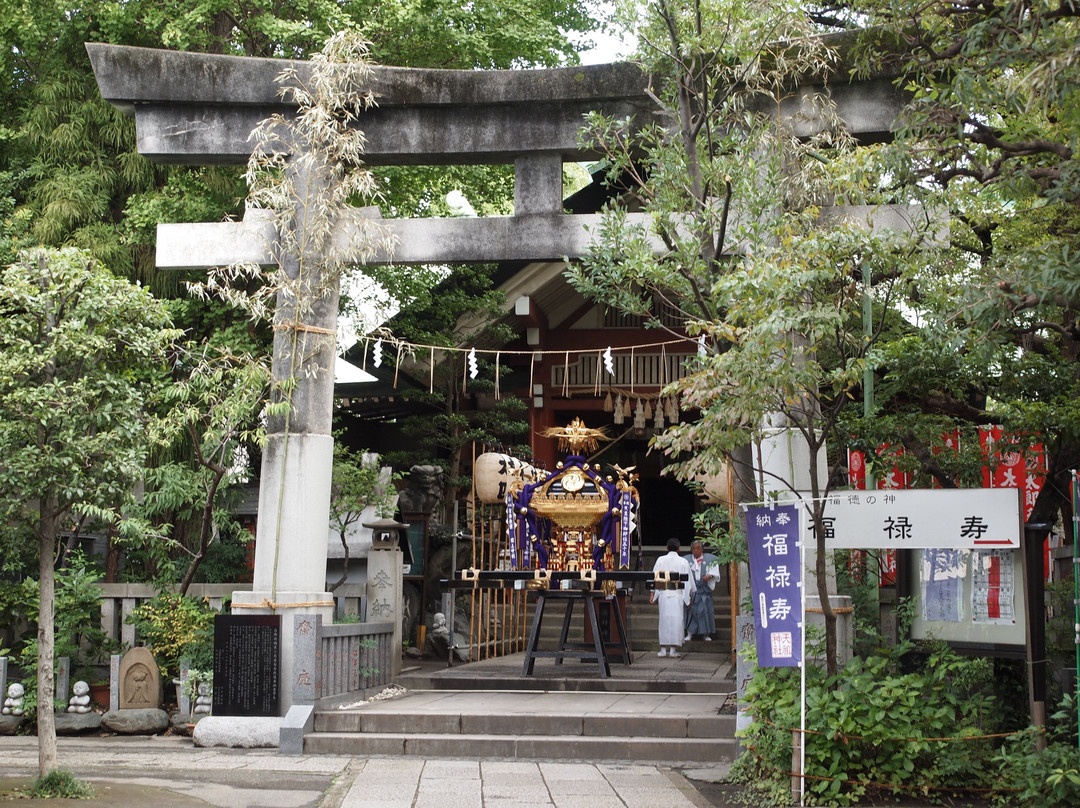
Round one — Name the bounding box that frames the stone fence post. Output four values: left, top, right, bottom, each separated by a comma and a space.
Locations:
292, 613, 319, 707
365, 546, 403, 679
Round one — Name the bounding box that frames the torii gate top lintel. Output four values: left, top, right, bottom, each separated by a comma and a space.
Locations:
86, 42, 651, 110
86, 42, 910, 268
86, 42, 902, 169
85, 42, 659, 167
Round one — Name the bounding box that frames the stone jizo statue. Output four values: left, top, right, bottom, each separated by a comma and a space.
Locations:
2, 682, 25, 716
67, 680, 92, 714
193, 681, 213, 716
431, 612, 449, 639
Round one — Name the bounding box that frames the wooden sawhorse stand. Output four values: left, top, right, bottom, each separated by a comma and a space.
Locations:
521, 589, 630, 678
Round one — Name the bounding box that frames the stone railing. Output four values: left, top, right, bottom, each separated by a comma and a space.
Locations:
98, 583, 369, 647
291, 615, 395, 705
98, 584, 243, 647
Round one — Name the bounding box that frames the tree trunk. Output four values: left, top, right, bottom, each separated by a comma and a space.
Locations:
105, 532, 119, 583
179, 427, 230, 595
328, 526, 351, 593
178, 470, 224, 595
36, 506, 59, 777
813, 504, 838, 677
807, 437, 838, 677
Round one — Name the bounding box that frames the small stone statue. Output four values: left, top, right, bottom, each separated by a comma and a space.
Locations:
2, 682, 25, 716
431, 612, 449, 640
193, 681, 212, 716
67, 680, 92, 714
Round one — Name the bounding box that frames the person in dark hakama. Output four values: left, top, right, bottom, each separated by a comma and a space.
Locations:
683, 540, 719, 641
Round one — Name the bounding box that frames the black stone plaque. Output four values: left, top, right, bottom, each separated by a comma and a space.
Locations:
213, 615, 280, 716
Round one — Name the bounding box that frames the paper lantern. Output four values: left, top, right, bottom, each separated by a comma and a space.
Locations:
475, 452, 525, 503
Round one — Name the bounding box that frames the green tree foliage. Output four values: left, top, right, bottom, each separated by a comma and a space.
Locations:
840, 0, 1080, 529
573, 0, 842, 329
574, 1, 1078, 799
0, 2, 160, 273
0, 247, 176, 777
137, 342, 271, 592
355, 0, 600, 69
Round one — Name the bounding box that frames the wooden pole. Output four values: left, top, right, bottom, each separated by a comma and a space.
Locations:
1023, 518, 1051, 750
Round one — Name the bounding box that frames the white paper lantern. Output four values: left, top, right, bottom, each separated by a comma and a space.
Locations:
474, 453, 520, 503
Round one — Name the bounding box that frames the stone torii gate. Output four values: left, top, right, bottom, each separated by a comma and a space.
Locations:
87, 42, 910, 713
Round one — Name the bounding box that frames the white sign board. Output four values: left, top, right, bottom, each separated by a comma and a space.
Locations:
815, 489, 1022, 550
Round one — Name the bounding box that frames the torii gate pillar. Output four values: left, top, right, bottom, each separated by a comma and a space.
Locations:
231, 187, 340, 705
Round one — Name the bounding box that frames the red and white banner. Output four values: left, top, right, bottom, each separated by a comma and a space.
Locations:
979, 426, 1045, 521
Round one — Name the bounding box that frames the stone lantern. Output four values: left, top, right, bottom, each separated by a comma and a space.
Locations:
363, 517, 409, 550
362, 518, 407, 677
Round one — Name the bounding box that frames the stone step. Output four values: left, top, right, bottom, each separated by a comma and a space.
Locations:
309, 689, 736, 763
396, 664, 732, 693
303, 730, 736, 764
315, 656, 738, 763
316, 706, 735, 739
528, 631, 733, 655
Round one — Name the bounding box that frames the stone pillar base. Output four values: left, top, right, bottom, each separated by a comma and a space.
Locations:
230, 590, 335, 714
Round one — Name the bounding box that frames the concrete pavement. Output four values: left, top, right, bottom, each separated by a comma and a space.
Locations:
0, 736, 717, 808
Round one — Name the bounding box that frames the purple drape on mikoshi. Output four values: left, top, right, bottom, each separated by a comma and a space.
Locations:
746, 504, 802, 667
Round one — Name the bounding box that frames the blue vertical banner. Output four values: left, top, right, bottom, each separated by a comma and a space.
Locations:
746, 503, 803, 667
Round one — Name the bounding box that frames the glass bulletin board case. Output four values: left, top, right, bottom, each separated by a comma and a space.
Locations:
907, 548, 1026, 649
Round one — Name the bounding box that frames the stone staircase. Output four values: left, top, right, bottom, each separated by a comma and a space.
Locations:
302, 589, 739, 763
304, 685, 737, 764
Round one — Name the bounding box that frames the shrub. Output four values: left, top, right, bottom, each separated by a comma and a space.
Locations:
732, 643, 1001, 806
991, 693, 1080, 808
125, 593, 219, 678
183, 667, 213, 705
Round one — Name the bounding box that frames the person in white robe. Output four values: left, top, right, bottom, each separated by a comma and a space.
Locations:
683, 540, 719, 641
650, 537, 693, 657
